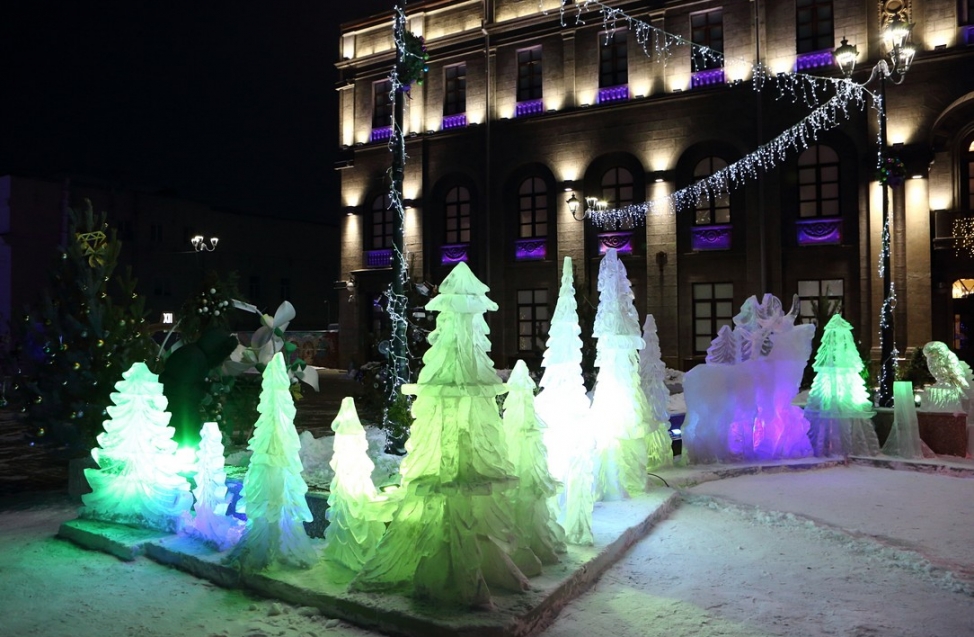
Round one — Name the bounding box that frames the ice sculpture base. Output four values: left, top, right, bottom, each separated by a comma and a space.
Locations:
59, 490, 678, 637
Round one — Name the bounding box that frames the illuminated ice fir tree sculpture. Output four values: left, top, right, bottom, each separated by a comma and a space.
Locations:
590, 249, 649, 500
503, 360, 566, 564
804, 314, 880, 457
639, 314, 674, 469
227, 352, 316, 571
353, 261, 536, 608
535, 256, 595, 545
184, 421, 244, 550
81, 362, 192, 532
322, 397, 391, 573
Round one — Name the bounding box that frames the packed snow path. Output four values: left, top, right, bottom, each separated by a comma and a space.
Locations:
1, 465, 972, 637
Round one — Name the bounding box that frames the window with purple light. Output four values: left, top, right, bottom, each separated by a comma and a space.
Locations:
372, 79, 392, 136
517, 47, 542, 105
602, 166, 634, 228
962, 0, 974, 26
691, 9, 723, 72
599, 30, 628, 90
444, 63, 466, 117
444, 186, 471, 245
796, 0, 834, 54
693, 157, 731, 225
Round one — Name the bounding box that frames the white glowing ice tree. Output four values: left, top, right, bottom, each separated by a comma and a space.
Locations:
184, 421, 243, 550
638, 314, 674, 470
535, 256, 595, 544
589, 249, 649, 500
81, 362, 192, 532
804, 314, 880, 457
503, 360, 566, 564
353, 262, 535, 608
322, 397, 390, 572
227, 352, 316, 571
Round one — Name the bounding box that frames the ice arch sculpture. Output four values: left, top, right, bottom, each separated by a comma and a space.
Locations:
683, 294, 814, 463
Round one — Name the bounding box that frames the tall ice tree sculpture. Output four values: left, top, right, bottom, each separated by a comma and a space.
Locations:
81, 362, 192, 532
589, 249, 649, 500
535, 256, 595, 544
638, 314, 674, 469
227, 352, 316, 571
353, 262, 535, 608
503, 360, 566, 564
804, 314, 881, 457
184, 421, 244, 550
322, 397, 392, 573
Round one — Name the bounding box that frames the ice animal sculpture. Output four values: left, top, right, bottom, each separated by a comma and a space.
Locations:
804, 315, 880, 457
590, 248, 650, 499
227, 352, 317, 571
81, 362, 192, 532
639, 314, 675, 470
503, 360, 566, 564
682, 294, 815, 463
920, 341, 971, 414
183, 421, 244, 550
352, 262, 539, 609
322, 397, 394, 573
535, 256, 595, 545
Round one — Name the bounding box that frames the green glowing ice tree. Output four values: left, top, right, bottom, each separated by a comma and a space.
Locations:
353, 262, 534, 609
185, 421, 243, 550
503, 360, 566, 564
590, 249, 649, 500
81, 362, 192, 532
322, 397, 390, 573
227, 353, 316, 571
638, 314, 674, 470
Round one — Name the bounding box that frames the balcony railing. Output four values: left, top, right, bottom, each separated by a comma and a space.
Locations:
440, 243, 470, 264
514, 238, 547, 261
442, 113, 467, 130
597, 230, 634, 255
515, 98, 544, 117
691, 224, 732, 251
369, 126, 393, 143
796, 218, 842, 246
691, 68, 725, 89
365, 248, 393, 268
597, 84, 629, 104
794, 49, 835, 71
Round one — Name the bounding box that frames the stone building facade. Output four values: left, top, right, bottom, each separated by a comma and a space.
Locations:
335, 0, 974, 372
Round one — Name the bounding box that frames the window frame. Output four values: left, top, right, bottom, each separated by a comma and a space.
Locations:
798, 144, 841, 218
796, 279, 844, 325
516, 288, 550, 353
370, 193, 394, 250
795, 0, 835, 54
444, 185, 472, 245
692, 157, 731, 225
372, 79, 393, 129
599, 30, 629, 88
692, 282, 735, 355
516, 47, 543, 103
443, 63, 467, 117
690, 8, 724, 71
518, 177, 548, 239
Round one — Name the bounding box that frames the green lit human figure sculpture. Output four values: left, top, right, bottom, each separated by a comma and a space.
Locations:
227, 353, 316, 571
639, 314, 674, 470
353, 262, 535, 608
804, 314, 880, 457
184, 421, 243, 550
322, 397, 392, 573
535, 257, 595, 544
590, 249, 649, 500
503, 360, 566, 564
81, 362, 192, 532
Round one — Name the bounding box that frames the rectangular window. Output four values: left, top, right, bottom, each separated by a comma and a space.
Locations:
444, 63, 467, 116
796, 0, 834, 54
517, 289, 550, 352
692, 282, 734, 355
517, 47, 543, 103
797, 279, 844, 324
962, 0, 974, 26
280, 278, 291, 303
691, 9, 724, 71
372, 79, 393, 129
599, 30, 628, 88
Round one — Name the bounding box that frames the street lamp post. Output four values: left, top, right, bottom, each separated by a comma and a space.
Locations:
834, 15, 915, 407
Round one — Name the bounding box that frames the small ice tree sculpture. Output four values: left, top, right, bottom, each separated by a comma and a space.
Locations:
639, 314, 674, 470
81, 362, 192, 532
589, 249, 649, 500
184, 421, 243, 550
503, 360, 566, 564
322, 397, 390, 572
227, 352, 316, 571
706, 325, 738, 365
353, 262, 535, 608
804, 314, 880, 457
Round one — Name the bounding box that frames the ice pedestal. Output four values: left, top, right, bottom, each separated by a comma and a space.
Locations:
882, 381, 928, 459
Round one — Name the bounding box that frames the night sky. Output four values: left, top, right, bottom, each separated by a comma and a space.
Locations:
0, 1, 393, 224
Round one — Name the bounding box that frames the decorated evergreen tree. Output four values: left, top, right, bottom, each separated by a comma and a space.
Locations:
353, 262, 535, 609
184, 421, 243, 550
13, 201, 154, 450
80, 362, 192, 532
503, 360, 566, 564
227, 352, 316, 571
639, 314, 674, 470
805, 314, 880, 457
322, 397, 390, 572
589, 249, 649, 500
535, 256, 595, 544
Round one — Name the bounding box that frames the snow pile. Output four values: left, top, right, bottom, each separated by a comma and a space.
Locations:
299, 428, 402, 490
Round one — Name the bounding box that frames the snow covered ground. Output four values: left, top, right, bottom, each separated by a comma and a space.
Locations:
1, 462, 972, 637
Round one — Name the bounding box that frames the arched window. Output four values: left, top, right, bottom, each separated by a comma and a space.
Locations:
963, 137, 974, 211
798, 144, 840, 217
518, 177, 548, 238
444, 186, 471, 244
693, 157, 731, 225
370, 193, 393, 249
